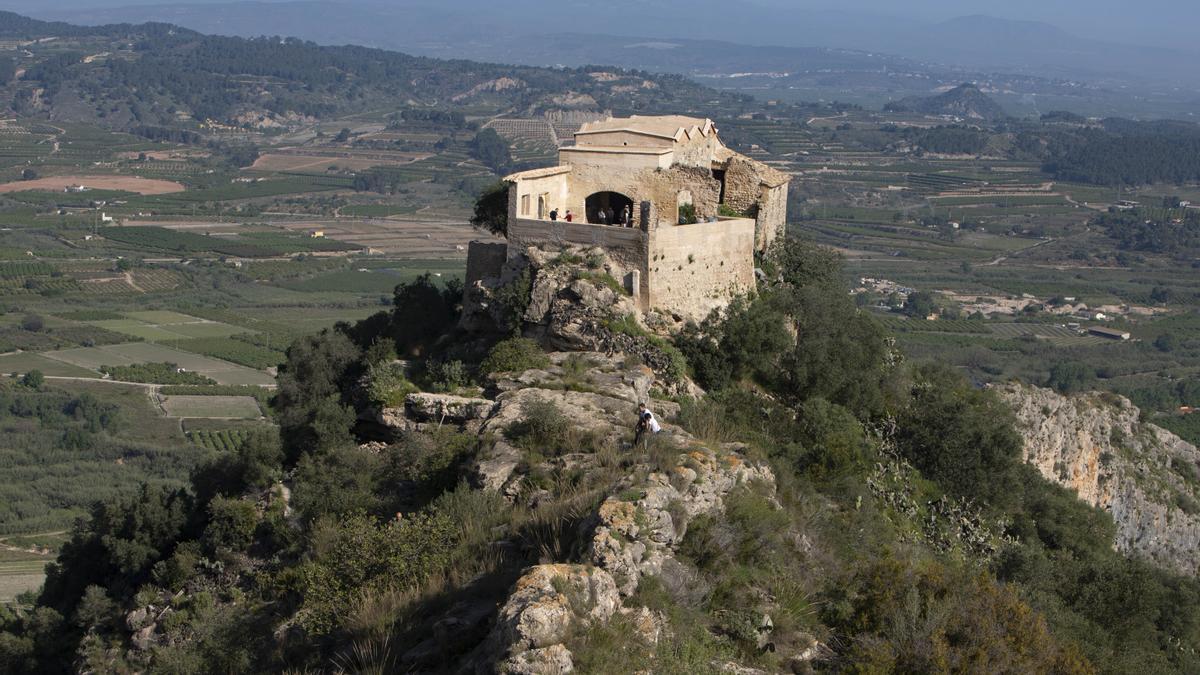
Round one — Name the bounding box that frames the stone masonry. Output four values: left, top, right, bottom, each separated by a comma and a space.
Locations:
465, 115, 790, 323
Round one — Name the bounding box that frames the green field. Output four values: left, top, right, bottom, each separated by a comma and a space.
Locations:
0, 352, 101, 377
42, 342, 275, 386
86, 312, 251, 342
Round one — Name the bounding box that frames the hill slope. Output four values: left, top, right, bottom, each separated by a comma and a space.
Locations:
885, 83, 1007, 121
0, 11, 733, 129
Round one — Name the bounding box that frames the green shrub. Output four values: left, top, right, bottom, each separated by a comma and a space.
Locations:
678, 203, 697, 224
506, 397, 570, 456
366, 361, 418, 407
480, 337, 548, 375
792, 397, 872, 477
386, 429, 477, 504
426, 359, 469, 392
492, 268, 532, 334
297, 511, 457, 635
203, 497, 259, 554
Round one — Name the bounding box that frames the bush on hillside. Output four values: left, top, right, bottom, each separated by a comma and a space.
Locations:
480, 337, 548, 376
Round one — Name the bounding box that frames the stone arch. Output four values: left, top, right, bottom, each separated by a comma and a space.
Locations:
537, 194, 546, 219
585, 191, 634, 225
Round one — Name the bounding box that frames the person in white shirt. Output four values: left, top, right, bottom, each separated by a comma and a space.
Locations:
635, 402, 661, 448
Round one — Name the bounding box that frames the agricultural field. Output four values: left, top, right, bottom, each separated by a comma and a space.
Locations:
161, 395, 262, 419
0, 175, 184, 195
0, 547, 52, 604
86, 311, 251, 341
165, 336, 284, 369
41, 342, 275, 386
186, 427, 255, 453
0, 352, 99, 377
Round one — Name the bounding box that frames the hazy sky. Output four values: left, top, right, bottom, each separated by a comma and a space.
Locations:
779, 0, 1200, 48
7, 0, 1199, 50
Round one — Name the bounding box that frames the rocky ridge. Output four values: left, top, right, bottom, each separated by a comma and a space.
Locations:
999, 383, 1200, 574
369, 347, 787, 672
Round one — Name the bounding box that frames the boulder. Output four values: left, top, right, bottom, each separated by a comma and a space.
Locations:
472, 440, 523, 493
500, 644, 575, 674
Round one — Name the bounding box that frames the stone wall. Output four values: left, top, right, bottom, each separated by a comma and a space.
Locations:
756, 183, 788, 251
575, 130, 673, 149
647, 217, 756, 320
464, 241, 507, 289
719, 155, 787, 252
559, 163, 722, 229
721, 155, 764, 215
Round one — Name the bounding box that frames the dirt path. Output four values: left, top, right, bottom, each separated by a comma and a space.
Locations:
807, 111, 848, 126
123, 270, 144, 293
982, 237, 1056, 266
0, 531, 65, 556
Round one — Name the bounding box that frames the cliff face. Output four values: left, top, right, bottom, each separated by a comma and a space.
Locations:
999, 383, 1200, 574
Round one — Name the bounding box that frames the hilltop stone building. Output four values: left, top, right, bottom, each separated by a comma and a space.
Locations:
466, 114, 790, 321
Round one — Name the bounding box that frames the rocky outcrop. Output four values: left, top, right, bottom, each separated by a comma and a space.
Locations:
590, 443, 775, 596
473, 352, 776, 672
462, 245, 693, 392
999, 383, 1200, 574
377, 392, 495, 435
490, 564, 619, 673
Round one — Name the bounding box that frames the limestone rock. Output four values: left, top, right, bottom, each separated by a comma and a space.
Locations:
472, 439, 523, 493
376, 406, 414, 432
716, 662, 769, 675
130, 624, 156, 651
125, 607, 151, 632
590, 442, 775, 595
623, 606, 666, 645
500, 644, 575, 674
999, 383, 1200, 574
405, 392, 495, 423
490, 351, 653, 406
490, 564, 619, 671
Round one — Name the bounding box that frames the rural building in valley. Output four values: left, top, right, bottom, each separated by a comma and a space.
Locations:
466, 114, 790, 320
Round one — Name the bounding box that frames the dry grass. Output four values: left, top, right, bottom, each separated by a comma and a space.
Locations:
0, 175, 184, 194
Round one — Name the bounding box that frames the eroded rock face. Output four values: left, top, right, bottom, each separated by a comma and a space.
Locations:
999, 383, 1200, 574
461, 245, 695, 395
590, 443, 776, 596
491, 564, 619, 673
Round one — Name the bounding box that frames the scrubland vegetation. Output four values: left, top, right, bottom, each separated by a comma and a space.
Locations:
0, 239, 1195, 674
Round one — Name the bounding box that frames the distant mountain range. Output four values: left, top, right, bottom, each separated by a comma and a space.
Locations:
26, 2, 1200, 89
0, 11, 753, 131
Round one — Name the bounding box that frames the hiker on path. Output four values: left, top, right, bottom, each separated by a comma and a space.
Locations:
549, 208, 558, 221
634, 402, 661, 448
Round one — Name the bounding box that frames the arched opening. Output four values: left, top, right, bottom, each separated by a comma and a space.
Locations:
677, 190, 697, 224
585, 191, 634, 226
537, 195, 546, 219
